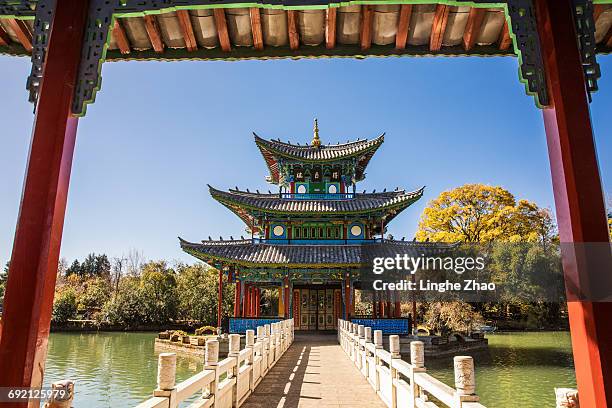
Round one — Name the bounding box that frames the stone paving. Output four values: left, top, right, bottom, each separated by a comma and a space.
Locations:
242, 333, 387, 408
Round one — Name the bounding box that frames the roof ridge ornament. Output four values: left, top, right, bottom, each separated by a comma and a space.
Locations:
312, 119, 321, 148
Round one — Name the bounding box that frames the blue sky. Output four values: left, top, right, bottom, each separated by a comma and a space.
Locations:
0, 54, 610, 265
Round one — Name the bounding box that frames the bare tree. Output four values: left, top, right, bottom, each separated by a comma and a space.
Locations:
111, 256, 127, 295
126, 248, 144, 276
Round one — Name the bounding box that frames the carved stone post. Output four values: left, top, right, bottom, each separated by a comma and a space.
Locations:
409, 341, 425, 407
555, 388, 579, 408
43, 380, 74, 408
389, 335, 401, 408
257, 325, 268, 375
228, 334, 241, 407
203, 339, 219, 403
246, 330, 255, 391
358, 325, 366, 372
154, 353, 177, 408
454, 356, 479, 406
373, 330, 383, 392
410, 341, 424, 368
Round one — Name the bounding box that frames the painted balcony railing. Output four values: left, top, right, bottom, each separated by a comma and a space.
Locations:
338, 319, 486, 408
134, 319, 294, 408
280, 192, 354, 200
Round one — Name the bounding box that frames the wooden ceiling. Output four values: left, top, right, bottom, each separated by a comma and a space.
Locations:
1, 4, 612, 61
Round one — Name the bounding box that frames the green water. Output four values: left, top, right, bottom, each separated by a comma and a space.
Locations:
427, 332, 576, 407
44, 331, 575, 407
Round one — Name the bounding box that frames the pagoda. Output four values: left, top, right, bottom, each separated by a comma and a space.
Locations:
180, 121, 431, 332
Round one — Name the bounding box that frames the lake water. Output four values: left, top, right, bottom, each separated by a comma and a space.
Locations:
44, 331, 575, 407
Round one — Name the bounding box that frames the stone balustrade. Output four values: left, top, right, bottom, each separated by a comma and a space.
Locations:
134, 318, 294, 408
337, 318, 487, 408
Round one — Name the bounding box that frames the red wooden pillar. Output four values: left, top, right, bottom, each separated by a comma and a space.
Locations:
344, 276, 351, 319
217, 269, 223, 328
372, 291, 378, 318
234, 278, 241, 317
250, 286, 256, 316
394, 291, 401, 318
283, 277, 290, 318
242, 283, 249, 317
536, 1, 612, 406
0, 0, 88, 400
255, 288, 261, 317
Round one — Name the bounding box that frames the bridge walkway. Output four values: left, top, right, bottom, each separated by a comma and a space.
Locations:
241, 333, 386, 408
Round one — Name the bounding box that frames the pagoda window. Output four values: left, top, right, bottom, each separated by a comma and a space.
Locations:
294, 227, 301, 239
319, 227, 323, 238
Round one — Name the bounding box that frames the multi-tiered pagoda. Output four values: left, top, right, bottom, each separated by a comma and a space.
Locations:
180, 121, 428, 332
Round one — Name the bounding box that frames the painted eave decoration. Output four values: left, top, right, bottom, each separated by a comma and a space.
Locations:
254, 133, 384, 184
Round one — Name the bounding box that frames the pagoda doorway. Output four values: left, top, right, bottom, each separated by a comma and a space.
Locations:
293, 284, 342, 331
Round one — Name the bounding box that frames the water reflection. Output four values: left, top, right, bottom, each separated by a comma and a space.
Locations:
44, 332, 201, 407
44, 331, 575, 408
426, 332, 576, 407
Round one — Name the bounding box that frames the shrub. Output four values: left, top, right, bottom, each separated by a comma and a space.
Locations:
195, 326, 217, 336
52, 288, 78, 323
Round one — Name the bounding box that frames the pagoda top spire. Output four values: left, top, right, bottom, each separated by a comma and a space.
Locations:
312, 119, 321, 147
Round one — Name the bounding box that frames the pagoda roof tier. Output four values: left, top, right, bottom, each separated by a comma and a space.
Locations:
254, 134, 384, 184
208, 185, 423, 228
180, 238, 455, 268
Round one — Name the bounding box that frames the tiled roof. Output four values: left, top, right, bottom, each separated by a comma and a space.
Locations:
254, 134, 384, 161
180, 238, 454, 266
209, 185, 423, 214
254, 134, 384, 183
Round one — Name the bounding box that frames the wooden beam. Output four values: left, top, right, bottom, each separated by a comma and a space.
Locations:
0, 0, 88, 398
112, 19, 131, 55
395, 5, 412, 50
498, 20, 512, 50
430, 5, 450, 51
462, 8, 485, 51
536, 0, 612, 406
325, 8, 337, 49
213, 9, 231, 52
0, 23, 10, 46
249, 7, 264, 50
360, 5, 373, 50
177, 10, 197, 52
287, 10, 299, 50
7, 18, 32, 52
143, 15, 164, 53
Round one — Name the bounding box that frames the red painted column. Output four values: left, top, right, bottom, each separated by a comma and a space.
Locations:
250, 286, 255, 317
217, 269, 223, 328
344, 276, 351, 319
283, 277, 290, 318
242, 283, 249, 317
394, 291, 401, 318
0, 0, 88, 401
536, 1, 612, 406
255, 288, 261, 317
372, 291, 377, 318
234, 278, 241, 317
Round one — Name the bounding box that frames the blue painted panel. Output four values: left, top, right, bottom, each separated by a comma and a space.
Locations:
350, 318, 411, 335
229, 318, 284, 334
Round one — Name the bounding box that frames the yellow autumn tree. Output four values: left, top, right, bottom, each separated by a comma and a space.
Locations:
416, 184, 555, 243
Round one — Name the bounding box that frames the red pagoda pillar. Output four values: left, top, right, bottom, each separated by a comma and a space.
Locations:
536, 1, 612, 406
394, 291, 401, 317
283, 277, 290, 318
234, 278, 241, 317
255, 288, 261, 317
242, 283, 249, 317
372, 291, 378, 318
344, 275, 351, 319
217, 269, 223, 328
0, 0, 89, 399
